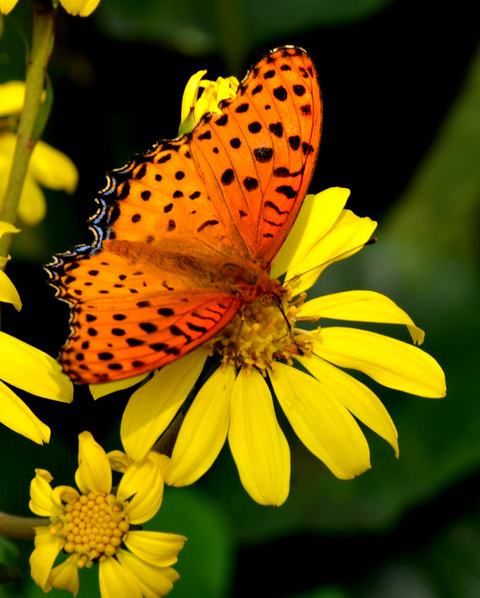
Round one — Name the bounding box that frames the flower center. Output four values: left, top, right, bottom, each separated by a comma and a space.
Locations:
52, 491, 129, 568
209, 285, 312, 373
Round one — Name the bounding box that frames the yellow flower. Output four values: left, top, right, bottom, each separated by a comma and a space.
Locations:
179, 71, 239, 135
29, 431, 186, 598
116, 187, 446, 506
0, 222, 73, 443
0, 0, 101, 15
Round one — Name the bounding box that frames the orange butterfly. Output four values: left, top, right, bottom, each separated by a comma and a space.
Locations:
46, 46, 322, 384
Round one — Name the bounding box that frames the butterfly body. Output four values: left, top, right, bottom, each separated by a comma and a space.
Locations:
46, 45, 322, 383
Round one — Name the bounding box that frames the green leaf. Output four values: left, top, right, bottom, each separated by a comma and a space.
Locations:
95, 0, 395, 72
152, 486, 234, 597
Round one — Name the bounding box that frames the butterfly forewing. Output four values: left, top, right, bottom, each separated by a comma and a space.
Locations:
189, 46, 322, 266
46, 46, 322, 383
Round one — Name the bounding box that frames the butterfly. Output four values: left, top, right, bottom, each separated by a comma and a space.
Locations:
46, 45, 322, 384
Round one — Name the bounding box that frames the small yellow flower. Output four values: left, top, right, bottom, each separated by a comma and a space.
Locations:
0, 222, 73, 443
29, 431, 186, 598
179, 71, 239, 135
116, 187, 446, 506
0, 0, 101, 15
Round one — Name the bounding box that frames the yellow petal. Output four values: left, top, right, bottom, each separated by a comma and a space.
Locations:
75, 431, 112, 495
0, 330, 73, 402
119, 453, 166, 524
121, 348, 208, 461
17, 174, 47, 225
51, 485, 80, 508
0, 131, 17, 156
272, 363, 371, 479
312, 327, 447, 398
180, 69, 207, 131
90, 373, 148, 399
228, 368, 290, 506
0, 220, 20, 238
0, 269, 22, 310
107, 449, 130, 473
271, 187, 350, 278
287, 208, 377, 296
194, 76, 239, 121
99, 556, 142, 598
165, 365, 233, 487
123, 530, 187, 568
300, 290, 425, 344
29, 469, 55, 516
0, 381, 50, 444
29, 139, 78, 193
0, 81, 25, 115
297, 354, 399, 456
29, 529, 64, 591
49, 557, 80, 596
58, 0, 101, 17
0, 1, 19, 16
117, 549, 180, 598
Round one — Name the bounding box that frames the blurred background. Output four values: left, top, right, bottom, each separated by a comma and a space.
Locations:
1, 0, 479, 596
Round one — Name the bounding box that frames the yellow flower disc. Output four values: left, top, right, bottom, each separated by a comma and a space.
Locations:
56, 491, 129, 567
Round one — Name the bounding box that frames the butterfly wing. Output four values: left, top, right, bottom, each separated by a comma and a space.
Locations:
188, 45, 322, 266
48, 248, 243, 383
46, 45, 322, 383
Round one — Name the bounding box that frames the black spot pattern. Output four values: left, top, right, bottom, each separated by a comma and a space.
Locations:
254, 147, 273, 162
243, 177, 259, 191
221, 169, 235, 185
269, 122, 283, 137
288, 135, 301, 150
273, 86, 288, 101
215, 114, 228, 126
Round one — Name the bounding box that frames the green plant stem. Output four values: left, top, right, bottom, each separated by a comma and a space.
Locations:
0, 511, 49, 540
0, 1, 56, 263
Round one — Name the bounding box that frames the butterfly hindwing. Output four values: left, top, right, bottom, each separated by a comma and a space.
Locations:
48, 250, 242, 382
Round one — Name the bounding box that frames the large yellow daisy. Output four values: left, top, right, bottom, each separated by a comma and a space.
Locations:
102, 186, 446, 506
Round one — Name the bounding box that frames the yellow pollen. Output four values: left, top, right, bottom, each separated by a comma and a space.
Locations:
52, 491, 129, 567
209, 284, 312, 374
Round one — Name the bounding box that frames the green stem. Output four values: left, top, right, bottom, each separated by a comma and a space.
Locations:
0, 511, 49, 540
0, 1, 56, 262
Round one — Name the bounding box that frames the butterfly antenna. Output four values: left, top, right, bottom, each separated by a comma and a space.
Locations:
275, 294, 305, 356
283, 238, 377, 286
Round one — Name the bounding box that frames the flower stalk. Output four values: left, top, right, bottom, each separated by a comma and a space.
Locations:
0, 0, 56, 261
0, 511, 47, 540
